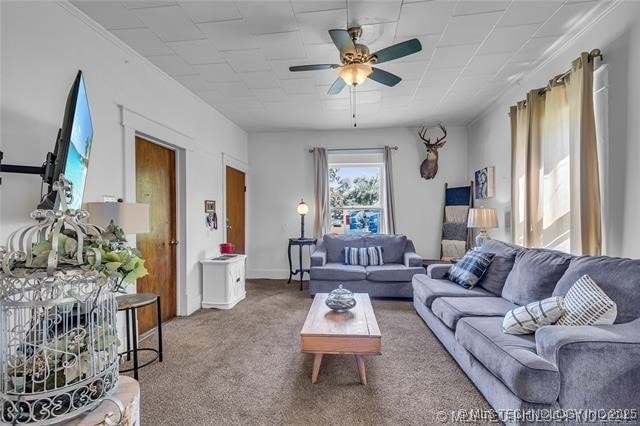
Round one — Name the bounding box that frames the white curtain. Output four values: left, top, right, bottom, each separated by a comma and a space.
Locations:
593, 64, 609, 254
383, 146, 396, 234
312, 148, 329, 237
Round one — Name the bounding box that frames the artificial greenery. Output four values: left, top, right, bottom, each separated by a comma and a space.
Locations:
29, 221, 148, 291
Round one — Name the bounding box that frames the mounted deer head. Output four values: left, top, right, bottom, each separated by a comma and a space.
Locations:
418, 124, 447, 180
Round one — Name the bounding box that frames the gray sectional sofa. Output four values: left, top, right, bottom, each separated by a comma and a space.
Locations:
413, 240, 640, 424
309, 234, 425, 298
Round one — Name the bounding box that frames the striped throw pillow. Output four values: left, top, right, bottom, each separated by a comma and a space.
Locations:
343, 247, 368, 266
556, 275, 617, 326
448, 251, 494, 288
366, 246, 384, 266
503, 296, 565, 334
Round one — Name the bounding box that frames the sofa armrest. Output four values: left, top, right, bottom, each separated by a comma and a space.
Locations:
310, 246, 326, 267
404, 252, 422, 268
427, 264, 451, 279
535, 320, 640, 410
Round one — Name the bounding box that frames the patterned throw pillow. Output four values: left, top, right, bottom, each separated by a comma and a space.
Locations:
344, 247, 368, 266
366, 246, 384, 266
502, 296, 565, 334
556, 275, 617, 326
448, 251, 495, 288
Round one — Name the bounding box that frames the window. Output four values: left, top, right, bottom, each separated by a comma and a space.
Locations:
328, 152, 386, 235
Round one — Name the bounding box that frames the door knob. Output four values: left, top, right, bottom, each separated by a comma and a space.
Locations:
170, 240, 179, 246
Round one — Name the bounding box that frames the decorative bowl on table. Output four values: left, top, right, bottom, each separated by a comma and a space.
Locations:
325, 284, 357, 312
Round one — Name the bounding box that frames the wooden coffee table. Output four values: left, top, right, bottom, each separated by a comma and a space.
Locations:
300, 293, 381, 385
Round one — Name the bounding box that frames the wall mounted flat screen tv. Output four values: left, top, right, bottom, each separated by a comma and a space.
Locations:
39, 70, 93, 210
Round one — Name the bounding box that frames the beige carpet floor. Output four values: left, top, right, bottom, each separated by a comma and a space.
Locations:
128, 279, 491, 425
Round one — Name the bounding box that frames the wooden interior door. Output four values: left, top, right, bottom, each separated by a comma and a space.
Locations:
135, 137, 177, 333
225, 166, 245, 254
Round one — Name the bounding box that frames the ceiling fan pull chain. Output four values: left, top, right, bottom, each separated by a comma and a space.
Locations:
353, 85, 357, 128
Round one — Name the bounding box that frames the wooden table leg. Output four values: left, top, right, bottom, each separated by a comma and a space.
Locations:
355, 355, 367, 385
311, 353, 323, 383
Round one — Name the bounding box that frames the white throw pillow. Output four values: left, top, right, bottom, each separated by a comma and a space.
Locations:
556, 274, 617, 326
502, 296, 565, 334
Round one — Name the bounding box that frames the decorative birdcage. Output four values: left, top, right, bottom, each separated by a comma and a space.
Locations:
0, 178, 121, 424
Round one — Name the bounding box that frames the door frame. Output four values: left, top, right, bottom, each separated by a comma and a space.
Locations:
222, 153, 248, 247
121, 105, 189, 316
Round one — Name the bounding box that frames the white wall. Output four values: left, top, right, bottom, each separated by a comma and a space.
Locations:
467, 1, 640, 258
247, 126, 468, 279
0, 1, 248, 314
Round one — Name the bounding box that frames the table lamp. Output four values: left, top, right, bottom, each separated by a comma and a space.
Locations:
297, 199, 308, 239
467, 207, 498, 247
84, 201, 150, 234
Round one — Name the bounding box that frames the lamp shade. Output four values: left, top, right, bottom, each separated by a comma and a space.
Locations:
297, 199, 309, 215
84, 202, 150, 234
338, 63, 373, 86
467, 207, 498, 229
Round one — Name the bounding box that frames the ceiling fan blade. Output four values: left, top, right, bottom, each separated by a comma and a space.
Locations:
289, 64, 339, 72
327, 77, 347, 95
328, 29, 356, 53
371, 38, 422, 64
369, 68, 402, 87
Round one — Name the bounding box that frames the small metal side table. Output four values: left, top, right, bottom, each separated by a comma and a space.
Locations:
288, 238, 317, 291
116, 293, 163, 380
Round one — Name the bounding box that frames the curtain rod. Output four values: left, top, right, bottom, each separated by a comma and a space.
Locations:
308, 146, 398, 153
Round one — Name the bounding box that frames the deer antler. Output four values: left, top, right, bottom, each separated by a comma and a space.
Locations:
418, 126, 431, 146
434, 124, 447, 148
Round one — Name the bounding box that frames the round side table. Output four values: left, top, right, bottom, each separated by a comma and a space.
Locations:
116, 293, 164, 380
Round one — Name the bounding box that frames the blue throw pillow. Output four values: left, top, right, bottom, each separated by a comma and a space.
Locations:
366, 246, 384, 266
344, 247, 368, 266
448, 251, 495, 289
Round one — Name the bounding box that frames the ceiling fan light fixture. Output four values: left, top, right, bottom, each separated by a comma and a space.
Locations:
338, 63, 372, 86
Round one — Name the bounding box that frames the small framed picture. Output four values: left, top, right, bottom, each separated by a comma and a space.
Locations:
204, 200, 216, 213
475, 166, 495, 199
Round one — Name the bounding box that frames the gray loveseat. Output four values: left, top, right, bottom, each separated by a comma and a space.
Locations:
413, 240, 640, 424
309, 234, 425, 298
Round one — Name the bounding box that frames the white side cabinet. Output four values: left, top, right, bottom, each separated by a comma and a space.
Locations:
200, 254, 247, 309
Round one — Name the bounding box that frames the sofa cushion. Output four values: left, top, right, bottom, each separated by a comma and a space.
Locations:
478, 239, 522, 257
477, 254, 516, 296
553, 255, 640, 324
412, 274, 493, 308
323, 235, 364, 263
310, 263, 366, 281
365, 235, 407, 264
456, 317, 560, 404
432, 297, 518, 330
502, 249, 572, 305
366, 264, 425, 282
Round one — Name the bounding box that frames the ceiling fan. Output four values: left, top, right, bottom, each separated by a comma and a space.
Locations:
289, 27, 422, 95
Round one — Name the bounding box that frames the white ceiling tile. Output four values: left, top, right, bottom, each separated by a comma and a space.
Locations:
359, 22, 398, 53
462, 53, 511, 75
197, 20, 259, 51
498, 1, 562, 27
355, 90, 382, 104
166, 39, 224, 64
133, 5, 204, 42
121, 1, 177, 10
420, 67, 462, 87
213, 82, 254, 98
257, 31, 306, 60
235, 1, 298, 35
323, 98, 349, 111
195, 89, 224, 105
313, 71, 341, 86
451, 74, 493, 91
477, 23, 540, 55
110, 28, 174, 55
295, 9, 347, 45
377, 61, 426, 81
453, 1, 510, 16
270, 58, 315, 79
178, 1, 241, 23
291, 0, 346, 14
194, 63, 241, 82
511, 36, 557, 63
414, 86, 449, 102
173, 74, 219, 91
430, 44, 478, 69
393, 34, 438, 63
252, 87, 290, 102
71, 1, 144, 30
280, 78, 318, 95
492, 61, 532, 82
347, 0, 402, 26
397, 1, 456, 37
239, 71, 282, 89
379, 95, 413, 108
147, 54, 196, 75
535, 1, 598, 38
438, 11, 502, 47
356, 103, 381, 115
305, 43, 341, 64
223, 49, 271, 72
381, 79, 418, 97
